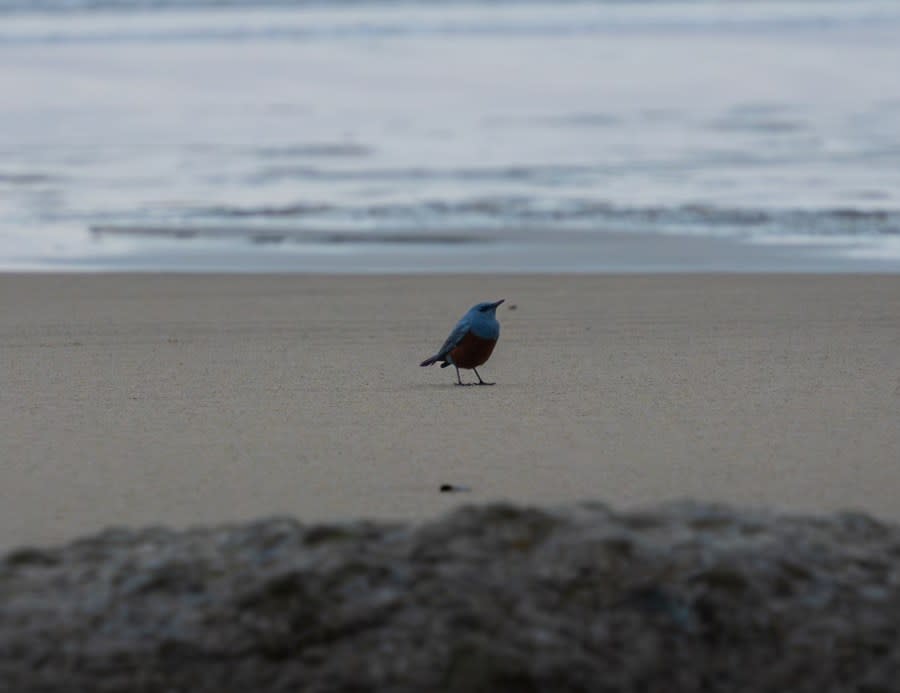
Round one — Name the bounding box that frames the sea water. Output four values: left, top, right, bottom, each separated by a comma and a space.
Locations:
2, 0, 900, 271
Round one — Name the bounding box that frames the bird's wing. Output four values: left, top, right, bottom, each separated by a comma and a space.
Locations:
434, 318, 471, 360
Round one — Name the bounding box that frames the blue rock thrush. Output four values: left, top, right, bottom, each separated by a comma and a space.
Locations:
420, 299, 504, 386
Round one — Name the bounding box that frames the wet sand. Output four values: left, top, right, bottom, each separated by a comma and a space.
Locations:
2, 274, 900, 549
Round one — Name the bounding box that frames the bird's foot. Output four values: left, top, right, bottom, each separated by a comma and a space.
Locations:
476, 381, 495, 386
455, 382, 475, 387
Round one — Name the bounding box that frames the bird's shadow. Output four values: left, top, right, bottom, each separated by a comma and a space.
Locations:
408, 381, 535, 391
407, 383, 499, 391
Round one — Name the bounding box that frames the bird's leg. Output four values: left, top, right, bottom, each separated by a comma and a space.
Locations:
473, 368, 495, 386
455, 366, 465, 386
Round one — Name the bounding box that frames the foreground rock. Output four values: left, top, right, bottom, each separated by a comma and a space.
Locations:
2, 502, 899, 692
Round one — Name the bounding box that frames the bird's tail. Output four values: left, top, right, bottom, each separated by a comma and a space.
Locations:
420, 355, 440, 367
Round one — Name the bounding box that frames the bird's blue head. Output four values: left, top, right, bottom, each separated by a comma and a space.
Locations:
465, 299, 504, 339
470, 299, 504, 316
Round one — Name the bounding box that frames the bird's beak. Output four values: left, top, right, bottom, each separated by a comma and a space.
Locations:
491, 299, 505, 309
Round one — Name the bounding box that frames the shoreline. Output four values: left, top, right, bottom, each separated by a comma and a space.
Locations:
3, 273, 900, 550
8, 228, 900, 274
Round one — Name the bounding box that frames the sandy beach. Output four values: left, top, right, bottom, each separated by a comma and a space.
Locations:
2, 273, 899, 550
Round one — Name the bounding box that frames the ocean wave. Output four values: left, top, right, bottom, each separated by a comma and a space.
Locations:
4, 1, 900, 46
249, 164, 592, 185
0, 0, 880, 13
197, 203, 335, 217
1, 0, 564, 11
0, 172, 59, 185
254, 143, 372, 159
90, 224, 485, 245
90, 201, 900, 243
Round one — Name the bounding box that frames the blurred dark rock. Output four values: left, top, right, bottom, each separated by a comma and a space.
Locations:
2, 502, 899, 692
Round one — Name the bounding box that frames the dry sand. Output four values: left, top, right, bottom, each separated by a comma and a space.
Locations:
2, 274, 899, 550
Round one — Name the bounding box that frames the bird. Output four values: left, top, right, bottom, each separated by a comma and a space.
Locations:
420, 299, 504, 386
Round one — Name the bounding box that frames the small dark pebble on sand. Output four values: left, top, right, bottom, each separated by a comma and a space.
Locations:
507, 304, 517, 310
440, 484, 470, 493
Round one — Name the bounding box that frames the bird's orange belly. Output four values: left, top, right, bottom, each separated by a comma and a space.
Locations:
450, 332, 497, 369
